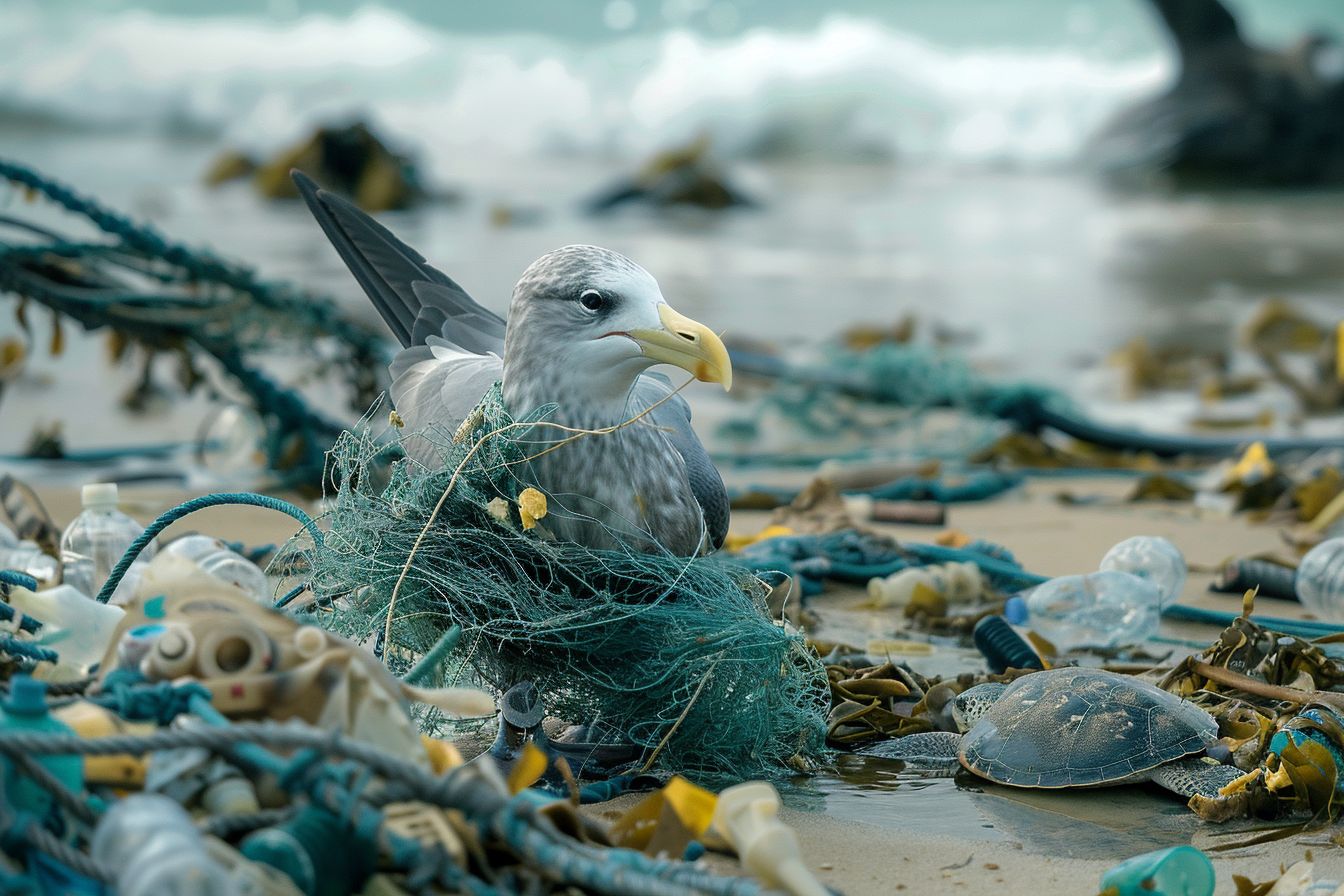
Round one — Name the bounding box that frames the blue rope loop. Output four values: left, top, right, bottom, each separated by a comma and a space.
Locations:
0, 571, 38, 592
734, 529, 1047, 594
95, 491, 321, 604
0, 635, 58, 665
90, 680, 211, 726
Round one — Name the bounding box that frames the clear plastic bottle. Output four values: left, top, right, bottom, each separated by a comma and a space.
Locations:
1009, 570, 1163, 651
1296, 537, 1344, 622
163, 534, 230, 563
59, 483, 155, 603
197, 550, 270, 604
91, 794, 236, 896
164, 536, 270, 604
1099, 536, 1187, 609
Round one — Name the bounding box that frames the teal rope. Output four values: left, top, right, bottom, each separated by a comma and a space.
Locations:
274, 582, 309, 610
402, 625, 462, 686
95, 492, 321, 604
904, 543, 1050, 588
1161, 604, 1344, 639
0, 635, 57, 664
0, 571, 37, 591
0, 159, 387, 487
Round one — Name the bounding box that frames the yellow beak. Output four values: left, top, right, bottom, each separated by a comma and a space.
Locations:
627, 304, 732, 391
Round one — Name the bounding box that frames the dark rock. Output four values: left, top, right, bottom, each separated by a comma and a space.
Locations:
208, 122, 427, 212
1089, 0, 1344, 186
584, 135, 756, 213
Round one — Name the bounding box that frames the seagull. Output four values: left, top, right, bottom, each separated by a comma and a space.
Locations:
292, 171, 732, 556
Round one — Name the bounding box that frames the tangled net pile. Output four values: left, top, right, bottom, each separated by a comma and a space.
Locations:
293, 386, 830, 783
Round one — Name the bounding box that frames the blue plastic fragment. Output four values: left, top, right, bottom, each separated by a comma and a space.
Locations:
1100, 846, 1214, 896
1268, 708, 1344, 794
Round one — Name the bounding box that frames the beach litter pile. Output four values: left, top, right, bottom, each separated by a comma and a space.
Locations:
0, 466, 848, 895
4, 161, 1344, 895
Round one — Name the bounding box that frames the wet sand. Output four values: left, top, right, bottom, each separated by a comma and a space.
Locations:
35, 475, 1335, 894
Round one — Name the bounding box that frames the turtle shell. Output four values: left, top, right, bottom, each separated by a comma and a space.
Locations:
958, 667, 1218, 788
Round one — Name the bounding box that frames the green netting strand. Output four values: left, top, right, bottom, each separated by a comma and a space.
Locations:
295, 386, 829, 784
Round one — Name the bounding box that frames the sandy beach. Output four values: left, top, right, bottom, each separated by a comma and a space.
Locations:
29, 470, 1331, 896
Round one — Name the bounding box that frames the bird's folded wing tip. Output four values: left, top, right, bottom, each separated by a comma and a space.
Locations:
289, 168, 321, 196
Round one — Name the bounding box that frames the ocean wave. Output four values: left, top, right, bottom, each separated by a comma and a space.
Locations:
0, 4, 1171, 169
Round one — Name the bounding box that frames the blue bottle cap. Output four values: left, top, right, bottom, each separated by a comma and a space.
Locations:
1003, 595, 1027, 625
5, 676, 47, 715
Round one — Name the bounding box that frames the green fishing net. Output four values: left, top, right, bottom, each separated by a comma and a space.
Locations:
292, 385, 829, 783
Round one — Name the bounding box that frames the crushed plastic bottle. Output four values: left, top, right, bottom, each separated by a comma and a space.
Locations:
1296, 537, 1344, 622
164, 536, 270, 604
1008, 570, 1162, 651
1099, 535, 1187, 608
198, 550, 270, 604
163, 534, 231, 563
59, 483, 155, 605
0, 522, 59, 587
91, 794, 236, 896
0, 539, 60, 588
195, 403, 266, 481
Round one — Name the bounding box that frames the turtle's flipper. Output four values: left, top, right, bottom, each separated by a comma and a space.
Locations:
1149, 757, 1243, 799
860, 732, 963, 774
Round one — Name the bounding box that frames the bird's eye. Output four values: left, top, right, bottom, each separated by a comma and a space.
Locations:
578, 289, 605, 312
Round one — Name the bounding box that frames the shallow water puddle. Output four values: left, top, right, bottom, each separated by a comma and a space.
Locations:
788, 754, 1251, 860
784, 755, 1004, 842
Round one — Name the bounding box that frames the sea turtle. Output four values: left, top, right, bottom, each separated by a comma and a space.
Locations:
862, 667, 1242, 799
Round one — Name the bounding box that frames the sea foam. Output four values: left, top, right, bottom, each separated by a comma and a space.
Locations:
0, 4, 1172, 170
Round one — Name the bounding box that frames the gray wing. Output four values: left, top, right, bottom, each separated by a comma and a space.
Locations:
291, 170, 505, 352
292, 169, 506, 462
634, 374, 729, 550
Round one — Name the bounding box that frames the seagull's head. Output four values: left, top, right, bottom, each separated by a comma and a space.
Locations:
503, 245, 731, 408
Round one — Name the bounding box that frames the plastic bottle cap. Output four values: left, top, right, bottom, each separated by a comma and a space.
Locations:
5, 676, 48, 715
81, 483, 120, 509
1003, 595, 1028, 625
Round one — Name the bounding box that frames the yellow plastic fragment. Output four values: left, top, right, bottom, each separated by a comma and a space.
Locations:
388, 410, 405, 429
0, 338, 24, 379
52, 702, 152, 789
609, 775, 718, 854
518, 487, 548, 530
420, 735, 465, 775
506, 742, 549, 794
1229, 441, 1274, 485
1217, 766, 1262, 797
934, 529, 973, 548
1308, 488, 1344, 533
723, 525, 795, 552
864, 639, 935, 656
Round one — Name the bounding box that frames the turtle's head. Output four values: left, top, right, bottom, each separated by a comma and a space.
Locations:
951, 681, 1008, 733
